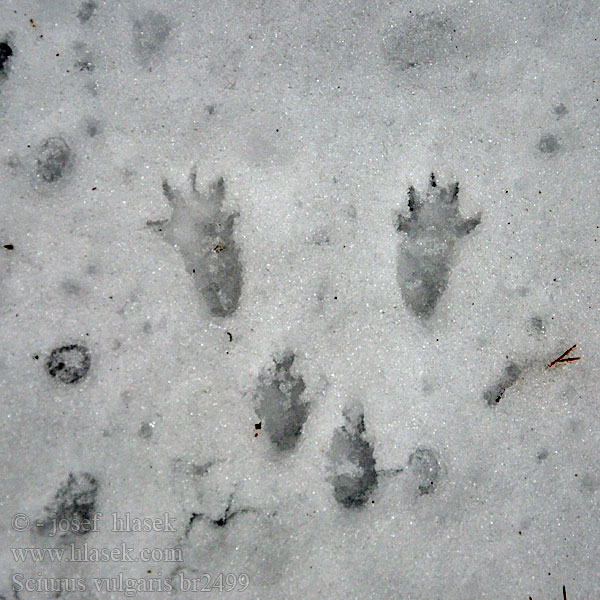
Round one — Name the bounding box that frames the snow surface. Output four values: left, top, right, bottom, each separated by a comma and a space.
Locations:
0, 0, 598, 598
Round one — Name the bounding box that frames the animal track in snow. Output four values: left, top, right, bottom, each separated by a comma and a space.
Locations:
254, 353, 308, 452
484, 361, 521, 406
329, 404, 377, 508
396, 173, 481, 319
37, 472, 99, 537
408, 446, 442, 496
149, 170, 243, 317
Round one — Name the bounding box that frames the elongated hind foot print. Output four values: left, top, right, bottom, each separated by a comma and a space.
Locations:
149, 170, 243, 317
396, 173, 481, 319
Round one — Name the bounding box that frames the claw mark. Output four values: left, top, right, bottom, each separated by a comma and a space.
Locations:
547, 344, 580, 368
189, 166, 197, 192
184, 494, 257, 536
161, 178, 178, 204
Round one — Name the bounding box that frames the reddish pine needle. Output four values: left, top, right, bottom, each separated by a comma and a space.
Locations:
547, 344, 581, 368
